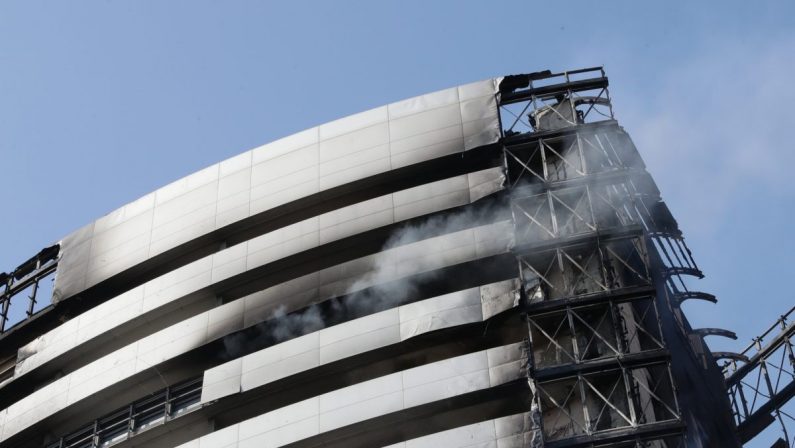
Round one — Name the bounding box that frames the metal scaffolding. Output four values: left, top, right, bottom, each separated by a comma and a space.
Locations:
500, 67, 708, 447
723, 306, 795, 446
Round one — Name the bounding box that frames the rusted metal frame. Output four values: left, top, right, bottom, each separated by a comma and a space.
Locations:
519, 257, 559, 293
577, 374, 593, 435
580, 133, 618, 170
528, 312, 577, 364
550, 189, 597, 233
534, 349, 670, 383
592, 186, 636, 228
0, 283, 10, 332
581, 372, 635, 428
561, 248, 609, 294
26, 277, 39, 318
625, 178, 656, 227
623, 299, 665, 351
604, 244, 651, 286
728, 383, 749, 425
737, 381, 795, 443
543, 139, 586, 178
542, 420, 685, 448
767, 344, 794, 394
672, 236, 699, 271
631, 365, 680, 421
514, 226, 645, 265
569, 306, 621, 358
573, 304, 619, 360
733, 382, 752, 423
666, 236, 694, 270
651, 236, 678, 271
500, 75, 609, 106
524, 286, 656, 316
501, 99, 534, 133
589, 375, 625, 433
546, 188, 562, 238
727, 307, 795, 383
662, 236, 689, 270
537, 378, 589, 437
576, 133, 588, 176
568, 303, 582, 363
600, 132, 624, 170
516, 233, 648, 301
537, 361, 680, 445
505, 145, 545, 186
590, 132, 616, 170
0, 260, 57, 333
514, 199, 557, 239
622, 365, 640, 429
665, 361, 682, 420
574, 88, 610, 123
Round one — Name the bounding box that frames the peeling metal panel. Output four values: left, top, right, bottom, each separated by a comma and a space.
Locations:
186, 344, 524, 448
201, 281, 521, 404
0, 222, 513, 443
8, 170, 505, 387
380, 412, 535, 448
53, 79, 501, 304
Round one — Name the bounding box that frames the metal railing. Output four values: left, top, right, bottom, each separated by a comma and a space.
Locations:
1, 244, 59, 333
724, 306, 795, 446
45, 376, 203, 448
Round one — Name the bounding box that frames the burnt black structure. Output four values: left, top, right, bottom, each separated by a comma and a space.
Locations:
0, 67, 790, 448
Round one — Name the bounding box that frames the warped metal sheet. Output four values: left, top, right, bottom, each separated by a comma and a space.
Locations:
53, 79, 502, 304
10, 170, 504, 383
0, 222, 513, 443
201, 280, 520, 404
183, 343, 526, 448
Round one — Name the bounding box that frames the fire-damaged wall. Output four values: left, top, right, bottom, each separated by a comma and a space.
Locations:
0, 68, 740, 448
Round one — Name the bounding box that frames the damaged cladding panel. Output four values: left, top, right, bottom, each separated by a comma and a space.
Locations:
0, 68, 740, 448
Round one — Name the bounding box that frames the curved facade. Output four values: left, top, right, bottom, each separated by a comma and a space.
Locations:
0, 68, 741, 448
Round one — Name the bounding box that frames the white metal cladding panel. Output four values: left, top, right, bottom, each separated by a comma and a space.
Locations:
10, 169, 504, 382
53, 79, 502, 302
381, 412, 534, 448
179, 343, 526, 448
0, 222, 514, 443
200, 279, 520, 403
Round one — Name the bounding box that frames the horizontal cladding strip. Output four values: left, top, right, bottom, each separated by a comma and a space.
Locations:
0, 223, 514, 443
0, 142, 504, 360
200, 278, 521, 403
52, 78, 502, 305
380, 412, 536, 448
177, 344, 528, 448
0, 254, 520, 447
7, 168, 505, 391
109, 307, 526, 448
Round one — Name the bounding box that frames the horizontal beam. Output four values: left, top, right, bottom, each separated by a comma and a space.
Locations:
524, 285, 656, 315
737, 381, 795, 443
500, 77, 609, 105
0, 143, 504, 358
726, 320, 795, 387
533, 349, 670, 382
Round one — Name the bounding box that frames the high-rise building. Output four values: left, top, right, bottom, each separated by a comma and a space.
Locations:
0, 67, 761, 447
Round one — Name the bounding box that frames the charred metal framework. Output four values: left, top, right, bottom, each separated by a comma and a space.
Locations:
0, 245, 59, 334
723, 306, 795, 446
0, 67, 786, 448
44, 377, 202, 448
501, 68, 689, 447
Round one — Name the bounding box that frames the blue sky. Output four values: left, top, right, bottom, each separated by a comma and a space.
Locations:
1, 1, 793, 444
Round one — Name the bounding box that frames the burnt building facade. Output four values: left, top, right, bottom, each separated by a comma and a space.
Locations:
0, 68, 744, 447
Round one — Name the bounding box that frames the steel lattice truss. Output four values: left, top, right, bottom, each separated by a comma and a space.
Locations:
500, 67, 698, 447
723, 307, 795, 446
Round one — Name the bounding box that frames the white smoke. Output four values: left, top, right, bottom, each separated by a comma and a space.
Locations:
226, 197, 512, 355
